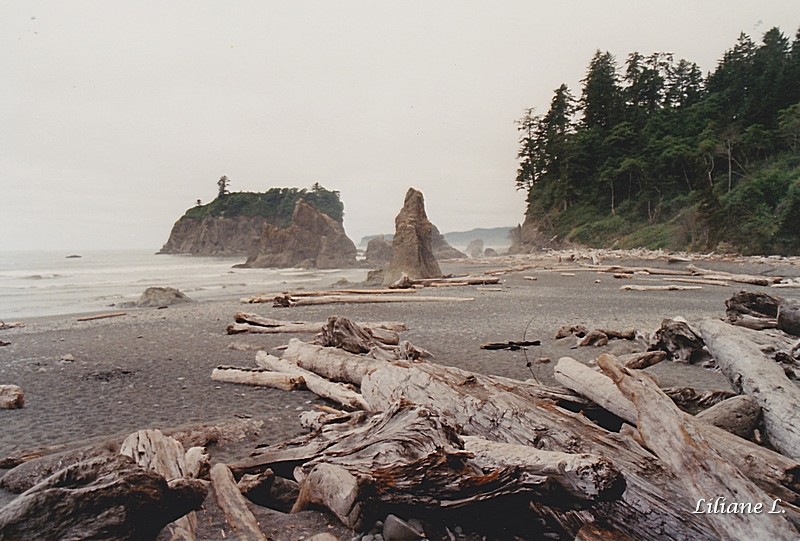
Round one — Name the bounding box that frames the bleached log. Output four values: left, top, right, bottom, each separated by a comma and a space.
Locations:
661, 387, 737, 413
210, 463, 269, 541
598, 354, 798, 540
649, 318, 710, 364
282, 339, 387, 385
700, 319, 800, 460
211, 366, 304, 391
621, 284, 702, 291
292, 463, 367, 530
231, 312, 407, 332
687, 264, 782, 286
241, 289, 419, 303
460, 436, 622, 501
255, 351, 369, 411
601, 265, 693, 276
272, 294, 474, 307
553, 357, 799, 501
76, 311, 127, 321
120, 429, 208, 541
695, 395, 761, 440
663, 277, 729, 287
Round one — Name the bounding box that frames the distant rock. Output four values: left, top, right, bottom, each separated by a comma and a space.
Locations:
467, 239, 484, 258
508, 219, 561, 254
137, 287, 193, 308
65, 254, 82, 259
430, 225, 467, 259
383, 188, 443, 286
239, 199, 357, 269
364, 235, 394, 266
484, 247, 499, 257
0, 385, 24, 409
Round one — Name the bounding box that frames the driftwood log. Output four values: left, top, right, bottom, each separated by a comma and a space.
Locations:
598, 354, 798, 540
210, 463, 269, 541
700, 319, 800, 460
0, 385, 24, 409
0, 454, 207, 541
272, 294, 474, 308
227, 313, 406, 336
211, 366, 305, 390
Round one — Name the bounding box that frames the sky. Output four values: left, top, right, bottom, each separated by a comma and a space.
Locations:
2, 1, 798, 251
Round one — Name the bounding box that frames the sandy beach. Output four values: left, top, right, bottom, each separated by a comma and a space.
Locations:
1, 252, 799, 540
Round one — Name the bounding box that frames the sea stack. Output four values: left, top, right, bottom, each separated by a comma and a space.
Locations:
383, 188, 443, 285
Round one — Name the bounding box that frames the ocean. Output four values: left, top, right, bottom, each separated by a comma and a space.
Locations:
0, 250, 369, 319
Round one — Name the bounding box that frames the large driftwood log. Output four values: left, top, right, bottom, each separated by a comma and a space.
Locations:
211, 366, 305, 390
210, 463, 269, 541
120, 429, 209, 541
649, 318, 711, 364
255, 351, 369, 411
282, 339, 387, 385
552, 357, 798, 502
688, 264, 783, 286
272, 294, 474, 307
357, 362, 719, 539
236, 402, 622, 531
694, 395, 761, 439
598, 354, 798, 540
227, 313, 407, 336
0, 454, 207, 541
700, 319, 800, 461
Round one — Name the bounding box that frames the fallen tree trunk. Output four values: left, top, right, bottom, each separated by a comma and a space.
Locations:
779, 298, 800, 337
552, 357, 799, 502
663, 277, 730, 287
228, 313, 407, 335
687, 265, 782, 286
694, 395, 761, 440
0, 454, 207, 541
210, 463, 269, 541
621, 284, 703, 291
598, 353, 798, 540
272, 294, 474, 307
120, 429, 209, 541
255, 351, 369, 411
211, 366, 305, 391
700, 319, 800, 461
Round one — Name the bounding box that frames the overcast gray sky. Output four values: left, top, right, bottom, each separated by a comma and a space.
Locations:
2, 1, 798, 251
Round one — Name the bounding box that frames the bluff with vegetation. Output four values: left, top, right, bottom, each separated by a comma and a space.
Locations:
512, 27, 800, 256
159, 183, 346, 256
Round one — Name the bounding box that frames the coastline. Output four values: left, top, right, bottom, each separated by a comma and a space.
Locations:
1, 250, 799, 539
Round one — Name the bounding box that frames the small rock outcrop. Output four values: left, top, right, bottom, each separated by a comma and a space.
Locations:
467, 239, 484, 258
484, 247, 499, 257
241, 200, 357, 269
364, 235, 394, 267
158, 215, 269, 256
431, 225, 467, 260
0, 385, 24, 409
383, 188, 443, 286
137, 287, 193, 308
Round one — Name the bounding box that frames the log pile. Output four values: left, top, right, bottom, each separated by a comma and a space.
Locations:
204, 305, 800, 540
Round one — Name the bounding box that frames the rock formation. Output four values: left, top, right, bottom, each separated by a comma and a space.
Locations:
467, 238, 484, 258
430, 225, 467, 259
137, 287, 193, 308
240, 199, 357, 269
508, 218, 561, 254
383, 188, 443, 285
364, 235, 394, 267
158, 215, 269, 256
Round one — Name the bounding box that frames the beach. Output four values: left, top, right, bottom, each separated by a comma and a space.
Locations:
1, 252, 799, 540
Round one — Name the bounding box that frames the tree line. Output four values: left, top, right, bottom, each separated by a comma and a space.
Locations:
516, 27, 800, 254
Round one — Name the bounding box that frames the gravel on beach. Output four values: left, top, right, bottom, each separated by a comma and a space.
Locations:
1, 253, 798, 540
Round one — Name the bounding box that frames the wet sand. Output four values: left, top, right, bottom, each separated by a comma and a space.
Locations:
1, 252, 798, 539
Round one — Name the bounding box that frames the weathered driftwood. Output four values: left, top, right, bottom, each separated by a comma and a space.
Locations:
356, 361, 720, 539
663, 277, 729, 287
210, 463, 269, 541
0, 321, 24, 330
598, 354, 798, 540
555, 324, 589, 339
120, 429, 209, 541
237, 468, 299, 513
700, 319, 800, 461
0, 454, 207, 541
574, 523, 636, 541
411, 275, 501, 286
282, 339, 386, 386
313, 316, 429, 360
601, 265, 692, 276
76, 311, 127, 322
616, 350, 666, 369
237, 402, 622, 531
227, 313, 407, 335
687, 264, 782, 286
694, 395, 761, 439
241, 289, 419, 303
661, 387, 737, 413
211, 366, 305, 391
621, 284, 702, 291
479, 340, 541, 350
779, 298, 800, 337
272, 293, 474, 307
552, 357, 798, 502
649, 318, 712, 365
0, 418, 263, 488
255, 351, 369, 411
0, 384, 24, 409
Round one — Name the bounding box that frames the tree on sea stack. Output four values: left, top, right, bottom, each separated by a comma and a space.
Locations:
383, 188, 443, 286
217, 175, 230, 198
